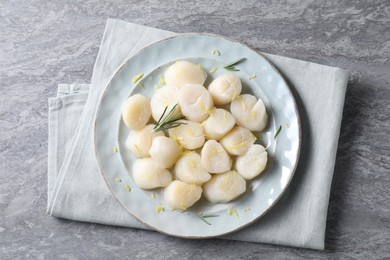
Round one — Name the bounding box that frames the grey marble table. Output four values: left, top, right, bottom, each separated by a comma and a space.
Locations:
1, 1, 389, 259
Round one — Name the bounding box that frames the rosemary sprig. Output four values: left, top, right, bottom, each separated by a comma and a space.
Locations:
223, 58, 246, 71
153, 104, 186, 132
198, 213, 219, 225
274, 125, 282, 139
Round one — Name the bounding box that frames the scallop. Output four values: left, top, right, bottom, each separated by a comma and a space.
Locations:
179, 84, 214, 122
203, 170, 246, 203
163, 180, 203, 211
174, 152, 211, 185
125, 125, 164, 157
220, 126, 256, 156
201, 140, 232, 174
235, 144, 268, 180
208, 74, 242, 105
230, 94, 268, 131
164, 60, 207, 88
168, 121, 205, 150
121, 94, 151, 130
149, 136, 181, 169
132, 158, 172, 189
203, 108, 236, 140
150, 85, 180, 122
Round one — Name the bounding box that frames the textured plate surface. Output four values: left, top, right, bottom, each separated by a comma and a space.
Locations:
94, 34, 301, 238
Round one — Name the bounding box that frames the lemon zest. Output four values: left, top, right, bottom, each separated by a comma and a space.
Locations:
179, 203, 187, 211
211, 49, 220, 56
210, 66, 219, 74
132, 73, 143, 83
199, 101, 208, 113
137, 82, 144, 89
251, 110, 255, 120
115, 178, 121, 183
124, 184, 131, 192
228, 207, 239, 218
198, 64, 204, 73
159, 74, 166, 85
285, 122, 290, 128
134, 144, 141, 156
248, 74, 257, 79
151, 192, 156, 199
232, 91, 239, 101
227, 142, 245, 150
187, 128, 195, 136
257, 163, 263, 170
113, 146, 118, 153
155, 205, 165, 213
211, 149, 224, 154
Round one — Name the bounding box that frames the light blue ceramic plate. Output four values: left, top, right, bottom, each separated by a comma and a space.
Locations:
94, 34, 301, 238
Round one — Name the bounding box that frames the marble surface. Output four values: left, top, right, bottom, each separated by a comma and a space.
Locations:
1, 0, 389, 259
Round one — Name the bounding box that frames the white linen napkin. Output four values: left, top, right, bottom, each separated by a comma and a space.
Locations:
47, 18, 349, 250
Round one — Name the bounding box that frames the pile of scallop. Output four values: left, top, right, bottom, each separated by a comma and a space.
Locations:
122, 60, 268, 211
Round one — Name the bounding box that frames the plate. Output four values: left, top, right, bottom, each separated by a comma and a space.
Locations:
94, 34, 301, 238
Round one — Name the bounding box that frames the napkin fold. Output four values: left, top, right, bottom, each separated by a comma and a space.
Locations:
47, 18, 349, 250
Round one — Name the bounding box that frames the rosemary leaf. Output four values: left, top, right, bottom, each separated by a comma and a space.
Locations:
274, 125, 282, 139
223, 58, 246, 71
198, 213, 219, 225
153, 104, 186, 132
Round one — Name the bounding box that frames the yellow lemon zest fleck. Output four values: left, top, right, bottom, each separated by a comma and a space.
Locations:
241, 99, 246, 110
132, 73, 143, 83
134, 144, 141, 156
159, 74, 166, 85
179, 203, 187, 211
137, 82, 144, 89
251, 110, 255, 120
257, 163, 263, 170
199, 101, 208, 113
124, 184, 131, 192
232, 91, 239, 101
228, 207, 239, 218
155, 205, 165, 213
115, 178, 121, 183
285, 122, 290, 128
198, 64, 204, 73
209, 66, 218, 74
211, 149, 224, 154
187, 128, 195, 136
189, 160, 196, 168
113, 146, 118, 153
151, 192, 156, 199
208, 107, 216, 115
228, 142, 245, 150
248, 74, 257, 79
225, 175, 230, 184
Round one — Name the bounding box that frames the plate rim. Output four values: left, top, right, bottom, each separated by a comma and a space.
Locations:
93, 32, 302, 238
